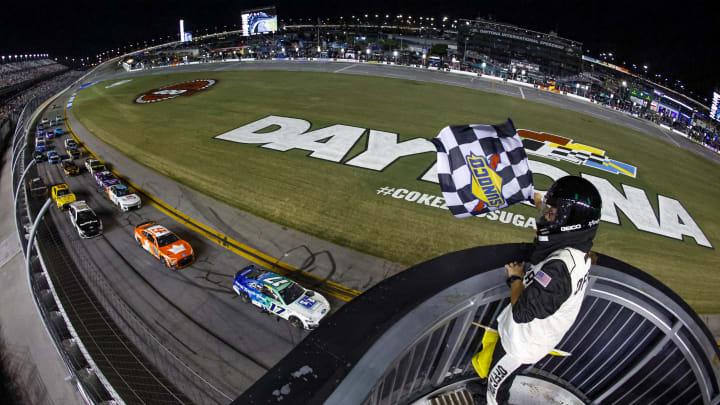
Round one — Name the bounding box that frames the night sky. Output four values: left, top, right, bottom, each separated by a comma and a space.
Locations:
2, 0, 717, 103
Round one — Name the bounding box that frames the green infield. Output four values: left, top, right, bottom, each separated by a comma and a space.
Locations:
72, 70, 720, 313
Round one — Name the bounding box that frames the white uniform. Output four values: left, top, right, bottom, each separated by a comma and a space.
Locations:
497, 247, 591, 364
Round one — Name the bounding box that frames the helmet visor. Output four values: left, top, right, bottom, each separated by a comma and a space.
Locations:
536, 197, 558, 234
536, 195, 576, 235
539, 199, 558, 222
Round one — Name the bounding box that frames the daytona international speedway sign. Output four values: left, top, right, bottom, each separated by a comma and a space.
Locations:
215, 116, 712, 248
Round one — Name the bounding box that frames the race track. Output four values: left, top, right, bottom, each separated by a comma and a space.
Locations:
27, 59, 720, 401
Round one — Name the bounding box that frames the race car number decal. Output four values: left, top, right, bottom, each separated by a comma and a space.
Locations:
268, 303, 285, 315
264, 277, 289, 288
297, 296, 317, 309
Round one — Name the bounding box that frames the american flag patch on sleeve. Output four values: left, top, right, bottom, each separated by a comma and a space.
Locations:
534, 270, 553, 288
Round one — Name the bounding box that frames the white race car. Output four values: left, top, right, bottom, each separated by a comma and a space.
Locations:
106, 185, 141, 211
233, 265, 330, 330
67, 201, 102, 238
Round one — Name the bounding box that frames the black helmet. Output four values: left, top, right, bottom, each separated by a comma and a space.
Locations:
536, 176, 602, 236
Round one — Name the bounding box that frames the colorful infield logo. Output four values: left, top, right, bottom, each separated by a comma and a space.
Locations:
467, 152, 505, 212
518, 129, 637, 178
135, 79, 217, 104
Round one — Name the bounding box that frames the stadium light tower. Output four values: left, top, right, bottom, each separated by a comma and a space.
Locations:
463, 37, 468, 64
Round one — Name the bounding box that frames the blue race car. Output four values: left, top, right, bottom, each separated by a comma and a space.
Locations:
66, 147, 80, 159
54, 128, 63, 136
46, 149, 61, 164
64, 138, 78, 151
35, 138, 47, 152
233, 265, 330, 330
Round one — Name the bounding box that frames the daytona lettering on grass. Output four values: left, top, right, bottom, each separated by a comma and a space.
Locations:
376, 187, 537, 229
216, 115, 711, 248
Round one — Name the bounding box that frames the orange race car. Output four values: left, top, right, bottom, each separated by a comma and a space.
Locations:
134, 221, 194, 269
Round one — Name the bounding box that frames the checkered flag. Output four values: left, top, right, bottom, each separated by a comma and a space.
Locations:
430, 118, 534, 218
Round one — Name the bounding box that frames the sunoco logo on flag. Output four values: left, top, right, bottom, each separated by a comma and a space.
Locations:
467, 152, 505, 211
431, 119, 534, 218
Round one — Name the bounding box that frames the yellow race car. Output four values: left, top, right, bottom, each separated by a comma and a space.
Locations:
51, 183, 77, 209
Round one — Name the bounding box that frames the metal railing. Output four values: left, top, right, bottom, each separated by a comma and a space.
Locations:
11, 96, 114, 404
236, 244, 720, 404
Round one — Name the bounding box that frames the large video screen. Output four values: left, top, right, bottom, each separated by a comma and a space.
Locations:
242, 7, 278, 36
711, 92, 720, 122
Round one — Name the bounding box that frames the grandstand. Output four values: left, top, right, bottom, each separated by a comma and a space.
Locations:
0, 59, 67, 89
457, 18, 583, 78
0, 60, 78, 128
114, 16, 718, 153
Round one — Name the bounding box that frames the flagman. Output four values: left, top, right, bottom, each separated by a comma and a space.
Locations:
471, 176, 602, 405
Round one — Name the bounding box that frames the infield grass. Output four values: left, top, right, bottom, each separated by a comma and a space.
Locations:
73, 70, 720, 313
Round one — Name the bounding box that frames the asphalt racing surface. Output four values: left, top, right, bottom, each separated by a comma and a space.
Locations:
14, 59, 720, 403
32, 109, 350, 401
